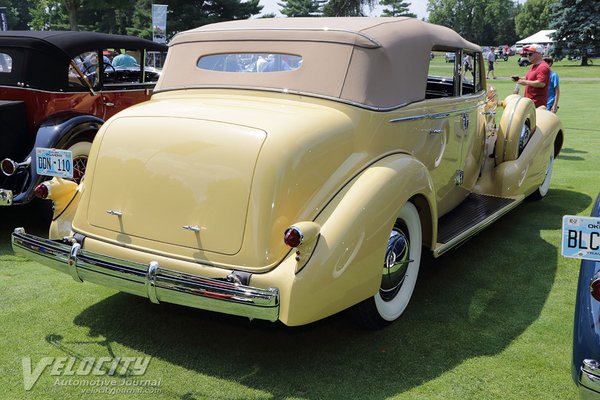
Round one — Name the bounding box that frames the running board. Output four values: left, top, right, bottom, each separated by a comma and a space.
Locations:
432, 193, 524, 257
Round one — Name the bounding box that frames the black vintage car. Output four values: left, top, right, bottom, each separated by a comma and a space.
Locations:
0, 31, 167, 207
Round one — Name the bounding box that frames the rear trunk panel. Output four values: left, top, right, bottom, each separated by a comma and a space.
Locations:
87, 116, 266, 255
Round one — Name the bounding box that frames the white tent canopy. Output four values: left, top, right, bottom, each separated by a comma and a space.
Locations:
516, 30, 556, 45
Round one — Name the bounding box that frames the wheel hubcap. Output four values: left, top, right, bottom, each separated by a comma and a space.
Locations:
380, 227, 411, 301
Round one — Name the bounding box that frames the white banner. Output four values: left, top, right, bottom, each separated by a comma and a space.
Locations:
152, 4, 168, 44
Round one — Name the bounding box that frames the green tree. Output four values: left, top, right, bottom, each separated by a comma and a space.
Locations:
428, 0, 518, 45
63, 0, 82, 30
278, 0, 323, 17
550, 0, 600, 66
1, 0, 32, 29
29, 0, 69, 30
380, 0, 416, 17
322, 0, 375, 16
77, 0, 138, 34
514, 0, 556, 39
127, 0, 153, 39
164, 0, 262, 38
24, 0, 262, 37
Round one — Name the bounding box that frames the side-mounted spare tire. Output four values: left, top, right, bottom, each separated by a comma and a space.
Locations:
495, 95, 536, 165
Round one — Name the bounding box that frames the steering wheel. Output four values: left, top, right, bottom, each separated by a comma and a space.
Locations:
81, 63, 97, 76
104, 62, 116, 75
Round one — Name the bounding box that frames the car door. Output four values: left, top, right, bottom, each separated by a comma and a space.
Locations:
458, 50, 486, 193
425, 49, 472, 217
99, 47, 156, 120
66, 50, 110, 120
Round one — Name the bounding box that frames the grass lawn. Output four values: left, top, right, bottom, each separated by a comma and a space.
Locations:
1, 72, 599, 399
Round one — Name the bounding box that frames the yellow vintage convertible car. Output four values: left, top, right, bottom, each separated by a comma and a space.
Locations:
12, 18, 563, 328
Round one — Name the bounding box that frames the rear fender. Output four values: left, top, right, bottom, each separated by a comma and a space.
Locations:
279, 154, 436, 326
10, 115, 101, 205
37, 177, 82, 240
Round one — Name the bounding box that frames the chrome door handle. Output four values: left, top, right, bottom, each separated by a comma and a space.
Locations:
103, 102, 115, 107
429, 129, 443, 135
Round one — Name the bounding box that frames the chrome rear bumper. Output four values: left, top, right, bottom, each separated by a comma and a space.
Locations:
11, 228, 280, 322
579, 359, 600, 399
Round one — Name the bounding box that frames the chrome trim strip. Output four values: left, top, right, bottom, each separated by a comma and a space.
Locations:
0, 84, 154, 95
389, 103, 483, 123
182, 27, 382, 48
433, 195, 524, 257
154, 85, 412, 112
11, 229, 280, 322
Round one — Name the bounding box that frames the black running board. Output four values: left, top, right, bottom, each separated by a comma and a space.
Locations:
433, 193, 523, 257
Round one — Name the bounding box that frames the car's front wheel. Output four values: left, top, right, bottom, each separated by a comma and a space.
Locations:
352, 202, 422, 329
528, 151, 554, 200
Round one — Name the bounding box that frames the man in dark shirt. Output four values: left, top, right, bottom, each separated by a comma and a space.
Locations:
512, 44, 550, 108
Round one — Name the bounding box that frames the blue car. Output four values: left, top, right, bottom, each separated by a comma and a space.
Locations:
573, 192, 600, 398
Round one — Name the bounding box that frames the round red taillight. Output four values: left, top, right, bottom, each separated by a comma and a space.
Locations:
591, 278, 600, 302
284, 227, 303, 248
1, 159, 16, 176
34, 183, 49, 199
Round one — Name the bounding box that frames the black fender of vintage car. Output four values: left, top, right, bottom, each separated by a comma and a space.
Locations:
572, 192, 600, 395
272, 153, 437, 326
7, 113, 102, 205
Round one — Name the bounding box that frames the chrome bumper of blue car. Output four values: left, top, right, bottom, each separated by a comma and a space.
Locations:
579, 359, 600, 399
11, 228, 280, 322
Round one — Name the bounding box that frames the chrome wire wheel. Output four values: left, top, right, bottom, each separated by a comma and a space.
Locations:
65, 140, 92, 184
518, 121, 532, 155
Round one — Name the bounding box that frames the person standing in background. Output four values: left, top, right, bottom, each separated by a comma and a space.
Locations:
486, 47, 497, 79
512, 44, 550, 108
544, 57, 560, 113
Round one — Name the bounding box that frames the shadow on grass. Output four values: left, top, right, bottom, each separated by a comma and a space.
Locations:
20, 189, 592, 399
558, 147, 587, 161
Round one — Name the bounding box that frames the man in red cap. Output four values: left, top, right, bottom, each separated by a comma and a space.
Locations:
513, 44, 550, 108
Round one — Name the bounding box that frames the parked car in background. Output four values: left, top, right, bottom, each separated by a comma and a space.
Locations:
494, 47, 510, 61
517, 56, 531, 67
0, 31, 167, 207
444, 51, 456, 63
572, 193, 600, 398
13, 17, 564, 328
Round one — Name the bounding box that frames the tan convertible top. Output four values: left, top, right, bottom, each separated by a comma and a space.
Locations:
157, 17, 481, 109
